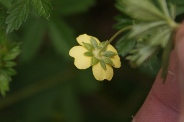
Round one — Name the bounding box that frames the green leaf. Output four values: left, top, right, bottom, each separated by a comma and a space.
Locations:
126, 45, 159, 67
116, 0, 165, 21
0, 73, 10, 96
139, 54, 161, 77
3, 42, 21, 61
149, 27, 172, 47
100, 60, 106, 70
168, 2, 176, 20
6, 0, 30, 33
0, 0, 11, 8
102, 51, 117, 58
176, 5, 184, 15
31, 0, 52, 19
91, 57, 99, 65
116, 36, 136, 57
128, 21, 166, 39
170, 0, 184, 15
4, 61, 16, 67
90, 37, 98, 49
84, 51, 93, 57
157, 0, 170, 18
5, 68, 17, 76
170, 0, 184, 5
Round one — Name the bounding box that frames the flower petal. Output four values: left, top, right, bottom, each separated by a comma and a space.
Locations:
69, 46, 91, 69
92, 63, 113, 81
107, 44, 121, 68
76, 34, 100, 45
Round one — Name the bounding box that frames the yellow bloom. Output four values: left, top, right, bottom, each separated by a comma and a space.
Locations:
69, 34, 121, 81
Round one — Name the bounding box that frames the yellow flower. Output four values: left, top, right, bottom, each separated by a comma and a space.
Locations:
69, 34, 121, 81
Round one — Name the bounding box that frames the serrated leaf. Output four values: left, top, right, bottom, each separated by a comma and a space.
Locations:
100, 60, 106, 70
157, 0, 170, 18
126, 45, 159, 67
31, 0, 52, 19
116, 36, 136, 57
3, 44, 21, 61
168, 2, 176, 20
102, 51, 116, 58
0, 73, 10, 96
139, 54, 161, 77
116, 0, 165, 21
149, 28, 172, 47
6, 0, 30, 33
128, 21, 166, 39
84, 52, 93, 57
91, 57, 99, 65
3, 51, 20, 61
90, 37, 98, 49
4, 61, 16, 67
5, 68, 17, 76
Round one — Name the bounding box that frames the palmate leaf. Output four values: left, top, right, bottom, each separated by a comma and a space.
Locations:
115, 0, 180, 79
6, 0, 30, 33
0, 29, 20, 96
116, 36, 136, 57
126, 44, 159, 67
128, 21, 167, 39
139, 54, 161, 77
116, 0, 166, 21
31, 0, 52, 19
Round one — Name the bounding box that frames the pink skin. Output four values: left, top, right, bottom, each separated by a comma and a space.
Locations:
132, 24, 184, 122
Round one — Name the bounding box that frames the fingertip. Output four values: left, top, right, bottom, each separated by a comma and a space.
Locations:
175, 23, 184, 43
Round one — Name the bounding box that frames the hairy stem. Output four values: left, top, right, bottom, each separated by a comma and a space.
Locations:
99, 26, 132, 53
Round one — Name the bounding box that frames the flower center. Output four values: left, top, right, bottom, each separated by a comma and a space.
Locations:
93, 49, 102, 60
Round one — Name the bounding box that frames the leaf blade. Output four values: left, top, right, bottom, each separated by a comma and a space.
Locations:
6, 0, 30, 33
31, 0, 52, 19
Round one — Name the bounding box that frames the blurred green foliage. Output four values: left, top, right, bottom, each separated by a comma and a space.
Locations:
0, 0, 182, 122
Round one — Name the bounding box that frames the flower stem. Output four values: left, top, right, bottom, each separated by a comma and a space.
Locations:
99, 26, 132, 53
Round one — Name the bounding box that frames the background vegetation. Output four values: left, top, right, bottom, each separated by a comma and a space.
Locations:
0, 0, 183, 122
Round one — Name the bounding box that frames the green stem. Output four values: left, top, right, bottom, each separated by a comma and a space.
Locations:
99, 26, 132, 53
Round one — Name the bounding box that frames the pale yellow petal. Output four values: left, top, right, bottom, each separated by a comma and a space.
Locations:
92, 63, 113, 81
76, 34, 100, 45
69, 46, 91, 69
107, 44, 121, 68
